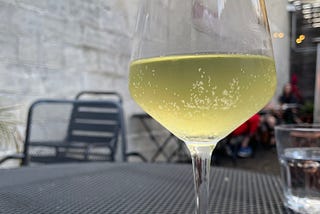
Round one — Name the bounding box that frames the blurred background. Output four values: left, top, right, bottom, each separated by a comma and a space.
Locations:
0, 0, 319, 171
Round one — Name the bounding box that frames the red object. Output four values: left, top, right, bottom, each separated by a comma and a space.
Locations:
290, 73, 303, 103
231, 114, 260, 136
291, 73, 298, 85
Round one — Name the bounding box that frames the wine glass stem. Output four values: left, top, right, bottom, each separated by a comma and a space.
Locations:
189, 145, 214, 214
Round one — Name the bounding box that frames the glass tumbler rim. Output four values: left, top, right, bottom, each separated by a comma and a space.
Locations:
275, 123, 320, 132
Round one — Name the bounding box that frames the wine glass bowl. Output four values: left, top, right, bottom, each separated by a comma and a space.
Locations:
130, 54, 276, 144
129, 0, 276, 213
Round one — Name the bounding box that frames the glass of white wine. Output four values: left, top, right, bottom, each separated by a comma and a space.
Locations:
129, 0, 276, 213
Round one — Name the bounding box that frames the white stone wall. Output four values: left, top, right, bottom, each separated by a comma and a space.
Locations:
266, 0, 290, 104
0, 0, 141, 109
0, 0, 290, 163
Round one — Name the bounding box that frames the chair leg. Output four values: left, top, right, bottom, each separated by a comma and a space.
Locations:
55, 146, 60, 157
55, 146, 66, 158
230, 144, 238, 166
84, 146, 91, 161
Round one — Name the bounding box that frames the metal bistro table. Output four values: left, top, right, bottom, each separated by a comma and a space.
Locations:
0, 163, 294, 214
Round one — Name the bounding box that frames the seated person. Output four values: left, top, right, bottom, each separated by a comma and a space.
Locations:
227, 113, 260, 158
259, 113, 277, 147
278, 83, 302, 124
258, 102, 280, 148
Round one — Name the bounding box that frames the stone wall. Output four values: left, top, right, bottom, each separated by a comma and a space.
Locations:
0, 0, 290, 164
0, 0, 140, 108
0, 0, 147, 163
266, 0, 290, 104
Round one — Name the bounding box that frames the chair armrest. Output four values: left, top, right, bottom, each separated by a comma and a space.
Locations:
125, 152, 148, 162
0, 153, 25, 165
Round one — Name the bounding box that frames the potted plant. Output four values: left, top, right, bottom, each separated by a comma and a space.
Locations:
0, 105, 20, 166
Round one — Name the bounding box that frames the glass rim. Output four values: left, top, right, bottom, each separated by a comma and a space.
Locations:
275, 123, 320, 132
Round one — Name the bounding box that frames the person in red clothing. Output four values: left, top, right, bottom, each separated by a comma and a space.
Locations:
228, 113, 260, 158
290, 73, 304, 104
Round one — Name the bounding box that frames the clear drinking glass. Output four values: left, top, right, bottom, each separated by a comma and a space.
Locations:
129, 0, 276, 213
275, 124, 320, 213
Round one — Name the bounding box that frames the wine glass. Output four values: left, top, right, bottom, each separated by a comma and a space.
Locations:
129, 0, 276, 213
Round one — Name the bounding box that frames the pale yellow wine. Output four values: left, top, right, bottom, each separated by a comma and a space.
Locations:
129, 54, 276, 145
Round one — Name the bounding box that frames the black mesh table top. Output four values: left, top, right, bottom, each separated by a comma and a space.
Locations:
0, 163, 294, 214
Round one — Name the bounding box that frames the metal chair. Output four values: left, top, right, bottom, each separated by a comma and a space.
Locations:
75, 91, 147, 162
0, 98, 128, 166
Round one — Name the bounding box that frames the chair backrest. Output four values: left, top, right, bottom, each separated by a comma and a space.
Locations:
22, 99, 126, 165
75, 91, 123, 104
75, 91, 129, 162
66, 100, 122, 153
